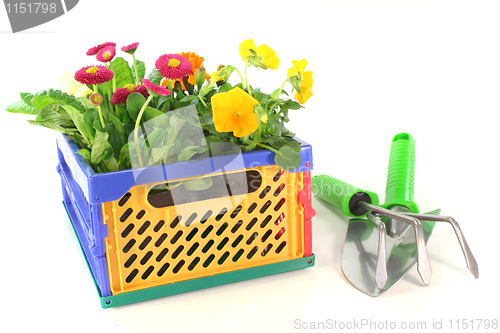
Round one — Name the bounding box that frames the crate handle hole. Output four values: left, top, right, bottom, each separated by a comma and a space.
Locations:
147, 171, 262, 208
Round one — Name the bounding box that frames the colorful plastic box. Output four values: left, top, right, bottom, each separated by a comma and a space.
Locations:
56, 132, 315, 308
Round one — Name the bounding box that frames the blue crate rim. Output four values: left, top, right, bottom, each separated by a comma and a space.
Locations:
55, 132, 313, 204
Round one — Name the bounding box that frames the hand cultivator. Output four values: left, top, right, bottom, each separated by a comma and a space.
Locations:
312, 133, 478, 296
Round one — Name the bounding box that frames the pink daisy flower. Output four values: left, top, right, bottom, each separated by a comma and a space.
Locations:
89, 93, 103, 106
142, 79, 171, 96
96, 45, 116, 62
112, 84, 150, 105
74, 65, 114, 85
155, 54, 192, 80
121, 42, 139, 55
86, 42, 117, 56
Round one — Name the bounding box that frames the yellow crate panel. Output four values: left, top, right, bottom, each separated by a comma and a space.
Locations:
103, 166, 305, 295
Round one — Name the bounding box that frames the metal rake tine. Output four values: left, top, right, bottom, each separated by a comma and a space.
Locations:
359, 202, 433, 286
404, 213, 479, 278
366, 212, 388, 290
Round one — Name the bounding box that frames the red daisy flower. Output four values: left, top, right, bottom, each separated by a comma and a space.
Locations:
155, 54, 192, 80
111, 84, 150, 105
96, 45, 116, 63
142, 79, 171, 96
135, 85, 149, 98
74, 65, 114, 85
90, 93, 103, 106
121, 42, 139, 55
86, 42, 117, 56
112, 88, 131, 105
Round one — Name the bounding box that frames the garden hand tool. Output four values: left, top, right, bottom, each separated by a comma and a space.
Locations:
312, 133, 478, 297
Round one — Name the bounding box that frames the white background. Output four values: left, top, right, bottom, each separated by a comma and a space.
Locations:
1, 1, 499, 332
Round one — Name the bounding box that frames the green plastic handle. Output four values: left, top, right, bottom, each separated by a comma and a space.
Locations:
312, 174, 379, 218
381, 133, 419, 213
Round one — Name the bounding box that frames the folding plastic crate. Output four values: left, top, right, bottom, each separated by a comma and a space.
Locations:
56, 132, 315, 308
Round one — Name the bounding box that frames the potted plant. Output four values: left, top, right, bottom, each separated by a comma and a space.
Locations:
6, 39, 316, 308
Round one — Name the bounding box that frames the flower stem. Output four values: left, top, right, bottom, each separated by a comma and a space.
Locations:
168, 80, 174, 104
234, 67, 245, 87
93, 84, 106, 128
132, 54, 140, 85
244, 61, 252, 96
109, 62, 117, 92
276, 78, 288, 100
198, 96, 207, 107
133, 94, 154, 167
106, 80, 114, 112
255, 142, 280, 155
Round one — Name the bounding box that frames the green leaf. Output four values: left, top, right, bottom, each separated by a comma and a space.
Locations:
147, 67, 163, 86
267, 136, 301, 153
109, 115, 124, 138
33, 105, 75, 129
146, 145, 173, 166
93, 119, 103, 131
123, 123, 134, 139
27, 119, 76, 134
31, 89, 85, 113
118, 142, 134, 168
101, 126, 124, 160
166, 113, 187, 144
115, 103, 128, 122
145, 128, 165, 148
263, 135, 286, 147
76, 96, 94, 109
183, 178, 213, 191
177, 146, 206, 162
112, 57, 134, 88
102, 153, 120, 172
254, 91, 270, 104
6, 101, 38, 115
126, 93, 146, 121
284, 137, 302, 153
72, 133, 87, 149
136, 59, 146, 80
76, 149, 91, 162
62, 105, 94, 144
270, 88, 288, 99
179, 95, 200, 103
181, 139, 194, 148
275, 146, 301, 171
91, 130, 110, 165
167, 138, 182, 157
264, 116, 281, 136
20, 93, 34, 105
219, 82, 233, 91
83, 108, 98, 141
157, 95, 170, 109
143, 107, 168, 128
203, 113, 213, 126
279, 100, 303, 114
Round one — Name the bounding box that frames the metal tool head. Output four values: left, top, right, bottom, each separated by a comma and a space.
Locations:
340, 209, 440, 297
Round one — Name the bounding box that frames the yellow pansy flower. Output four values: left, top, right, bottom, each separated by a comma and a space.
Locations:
211, 87, 260, 137
74, 85, 92, 98
287, 59, 313, 104
239, 39, 279, 70
210, 70, 225, 83
287, 59, 308, 78
58, 71, 91, 97
295, 71, 313, 104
